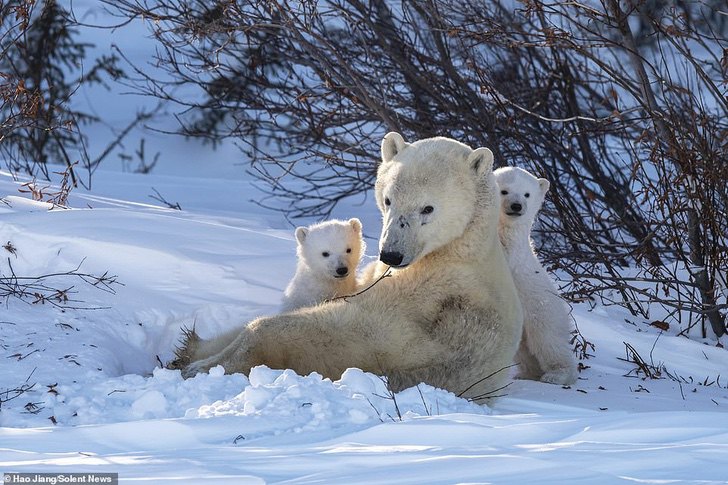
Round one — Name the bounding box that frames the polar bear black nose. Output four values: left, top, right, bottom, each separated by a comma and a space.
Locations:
510, 202, 522, 212
380, 251, 404, 266
336, 266, 348, 276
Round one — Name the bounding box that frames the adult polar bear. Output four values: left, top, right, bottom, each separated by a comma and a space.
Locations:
174, 133, 523, 401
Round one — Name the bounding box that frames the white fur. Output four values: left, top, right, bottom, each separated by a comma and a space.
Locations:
281, 218, 365, 312
180, 134, 522, 403
494, 166, 578, 385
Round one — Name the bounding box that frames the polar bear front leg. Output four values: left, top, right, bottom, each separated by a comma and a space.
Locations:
514, 337, 544, 381
181, 356, 223, 378
183, 301, 448, 380
523, 311, 578, 385
180, 326, 256, 377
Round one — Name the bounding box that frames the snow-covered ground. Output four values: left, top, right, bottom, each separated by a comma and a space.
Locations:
1, 169, 727, 484
2, 4, 727, 481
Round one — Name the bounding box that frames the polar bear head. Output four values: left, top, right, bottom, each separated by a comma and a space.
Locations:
375, 132, 494, 268
493, 166, 550, 227
295, 218, 365, 279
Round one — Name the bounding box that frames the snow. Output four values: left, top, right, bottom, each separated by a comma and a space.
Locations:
1, 168, 728, 484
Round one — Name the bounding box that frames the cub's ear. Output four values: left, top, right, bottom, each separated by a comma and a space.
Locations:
538, 178, 550, 195
295, 227, 308, 245
467, 147, 494, 176
348, 218, 362, 233
381, 132, 408, 163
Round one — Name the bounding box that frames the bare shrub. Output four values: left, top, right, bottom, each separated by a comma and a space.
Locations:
0, 0, 153, 183
18, 161, 78, 207
1, 245, 121, 310
0, 370, 36, 412
104, 0, 726, 339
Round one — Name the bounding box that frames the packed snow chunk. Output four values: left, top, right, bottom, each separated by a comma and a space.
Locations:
2, 195, 54, 212
189, 366, 488, 438
248, 365, 286, 387
394, 384, 489, 419
242, 386, 275, 414
208, 365, 226, 378
338, 367, 488, 418
338, 367, 386, 396
131, 390, 168, 419
150, 366, 182, 383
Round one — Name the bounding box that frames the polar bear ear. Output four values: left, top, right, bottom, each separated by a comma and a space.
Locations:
467, 147, 494, 176
538, 178, 550, 195
295, 227, 308, 245
348, 218, 362, 233
381, 132, 408, 163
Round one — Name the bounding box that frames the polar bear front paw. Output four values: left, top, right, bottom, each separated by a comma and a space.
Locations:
540, 366, 578, 385
182, 359, 216, 378
515, 370, 541, 381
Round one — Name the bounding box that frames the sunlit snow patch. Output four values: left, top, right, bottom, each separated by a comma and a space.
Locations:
189, 366, 488, 437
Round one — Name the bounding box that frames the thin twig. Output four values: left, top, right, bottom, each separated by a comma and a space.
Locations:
326, 266, 392, 303
457, 364, 518, 398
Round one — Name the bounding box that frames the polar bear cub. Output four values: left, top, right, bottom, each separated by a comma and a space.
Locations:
281, 218, 365, 312
494, 166, 577, 385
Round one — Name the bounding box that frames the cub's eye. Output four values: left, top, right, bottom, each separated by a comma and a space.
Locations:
421, 205, 434, 215
384, 197, 391, 206
500, 190, 508, 195
346, 248, 352, 253
322, 252, 330, 257
525, 193, 530, 198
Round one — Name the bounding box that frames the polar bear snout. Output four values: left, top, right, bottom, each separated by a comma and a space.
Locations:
507, 202, 523, 216
379, 250, 405, 267
335, 266, 349, 277
380, 213, 418, 267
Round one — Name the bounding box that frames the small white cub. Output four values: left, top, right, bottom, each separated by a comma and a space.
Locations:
494, 166, 577, 385
281, 218, 365, 312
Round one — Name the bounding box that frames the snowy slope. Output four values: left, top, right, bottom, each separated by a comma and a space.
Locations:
1, 169, 727, 484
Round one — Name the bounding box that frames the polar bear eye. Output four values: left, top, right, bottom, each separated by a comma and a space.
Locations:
346, 248, 352, 253
421, 205, 434, 215
384, 197, 391, 206
501, 190, 508, 195
322, 252, 330, 258
525, 193, 530, 198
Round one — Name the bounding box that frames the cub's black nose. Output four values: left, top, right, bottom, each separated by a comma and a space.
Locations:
379, 251, 404, 266
336, 266, 348, 276
510, 202, 522, 212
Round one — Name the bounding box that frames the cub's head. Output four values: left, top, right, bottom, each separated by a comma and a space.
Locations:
374, 132, 494, 268
493, 166, 549, 227
295, 218, 365, 279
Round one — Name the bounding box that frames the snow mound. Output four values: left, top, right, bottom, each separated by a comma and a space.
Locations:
11, 367, 248, 427
190, 366, 488, 437
8, 362, 486, 434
